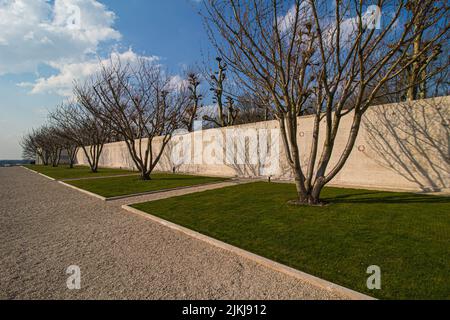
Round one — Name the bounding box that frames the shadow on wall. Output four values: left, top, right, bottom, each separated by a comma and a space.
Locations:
119, 146, 137, 171
156, 125, 292, 178
223, 126, 273, 178
159, 138, 184, 173
218, 124, 292, 178
364, 98, 449, 192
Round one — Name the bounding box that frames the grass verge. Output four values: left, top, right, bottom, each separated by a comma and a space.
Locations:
24, 165, 135, 180
131, 182, 450, 300
66, 173, 228, 198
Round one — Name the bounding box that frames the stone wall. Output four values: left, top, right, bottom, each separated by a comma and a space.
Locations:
76, 97, 450, 193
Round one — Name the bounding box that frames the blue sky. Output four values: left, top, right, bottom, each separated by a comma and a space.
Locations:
0, 0, 213, 160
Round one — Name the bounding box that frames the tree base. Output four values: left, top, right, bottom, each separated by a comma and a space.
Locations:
287, 199, 329, 207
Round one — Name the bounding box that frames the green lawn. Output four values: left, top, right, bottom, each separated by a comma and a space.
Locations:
132, 182, 450, 300
67, 173, 228, 198
24, 165, 136, 180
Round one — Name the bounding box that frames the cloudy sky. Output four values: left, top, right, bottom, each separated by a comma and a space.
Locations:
0, 0, 210, 159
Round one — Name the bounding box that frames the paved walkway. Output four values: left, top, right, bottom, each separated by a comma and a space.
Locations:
0, 167, 347, 300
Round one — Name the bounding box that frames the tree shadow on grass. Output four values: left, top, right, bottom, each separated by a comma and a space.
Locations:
324, 192, 450, 204
153, 177, 215, 181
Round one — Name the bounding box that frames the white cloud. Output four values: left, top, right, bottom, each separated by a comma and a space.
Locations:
0, 0, 121, 75
277, 3, 311, 34
22, 49, 159, 96
278, 3, 384, 49
167, 74, 189, 91
199, 104, 217, 118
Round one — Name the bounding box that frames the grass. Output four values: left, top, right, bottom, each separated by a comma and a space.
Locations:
24, 164, 136, 180
66, 173, 228, 198
132, 182, 450, 300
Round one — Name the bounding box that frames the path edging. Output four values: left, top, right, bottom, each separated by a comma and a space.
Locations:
104, 180, 234, 201
59, 173, 139, 182
121, 204, 376, 301
20, 166, 56, 181
21, 166, 140, 182
58, 181, 107, 200
59, 180, 234, 202
22, 166, 232, 201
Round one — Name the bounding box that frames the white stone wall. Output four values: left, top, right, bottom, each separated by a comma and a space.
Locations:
76, 97, 450, 193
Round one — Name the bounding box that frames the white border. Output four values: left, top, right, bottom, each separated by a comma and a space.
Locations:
122, 204, 376, 301
57, 179, 233, 201
21, 166, 56, 181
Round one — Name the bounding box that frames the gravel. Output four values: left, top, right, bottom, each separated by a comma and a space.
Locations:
0, 167, 346, 300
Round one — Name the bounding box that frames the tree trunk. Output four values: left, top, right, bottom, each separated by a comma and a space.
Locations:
293, 186, 326, 206
141, 171, 152, 181
68, 147, 77, 169
44, 152, 50, 166
291, 172, 327, 206
69, 154, 75, 168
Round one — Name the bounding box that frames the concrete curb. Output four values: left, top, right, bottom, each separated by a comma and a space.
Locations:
57, 179, 237, 202
20, 166, 56, 181
121, 204, 376, 301
59, 173, 139, 182
104, 180, 235, 201
58, 181, 107, 201
21, 166, 141, 182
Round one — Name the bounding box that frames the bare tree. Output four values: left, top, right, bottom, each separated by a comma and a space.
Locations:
400, 1, 447, 100
22, 126, 62, 166
203, 57, 240, 127
20, 130, 45, 163
82, 58, 189, 180
50, 102, 110, 173
35, 126, 63, 167
56, 131, 79, 169
183, 71, 203, 132
203, 0, 449, 205
234, 93, 274, 124
33, 128, 51, 165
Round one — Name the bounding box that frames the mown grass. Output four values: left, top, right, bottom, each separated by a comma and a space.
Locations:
24, 164, 135, 180
132, 182, 450, 300
67, 173, 228, 198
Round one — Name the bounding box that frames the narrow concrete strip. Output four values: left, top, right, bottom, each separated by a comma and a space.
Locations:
121, 205, 376, 301
20, 166, 56, 181
57, 181, 107, 201
110, 180, 252, 207
21, 166, 141, 182
59, 173, 139, 182
103, 180, 237, 201
58, 179, 243, 202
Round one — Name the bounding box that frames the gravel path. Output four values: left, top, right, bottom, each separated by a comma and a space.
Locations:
0, 167, 347, 300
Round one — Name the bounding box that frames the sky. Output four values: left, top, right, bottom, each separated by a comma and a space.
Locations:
0, 0, 213, 160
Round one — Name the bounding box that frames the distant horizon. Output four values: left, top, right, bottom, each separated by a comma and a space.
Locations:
0, 159, 31, 162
